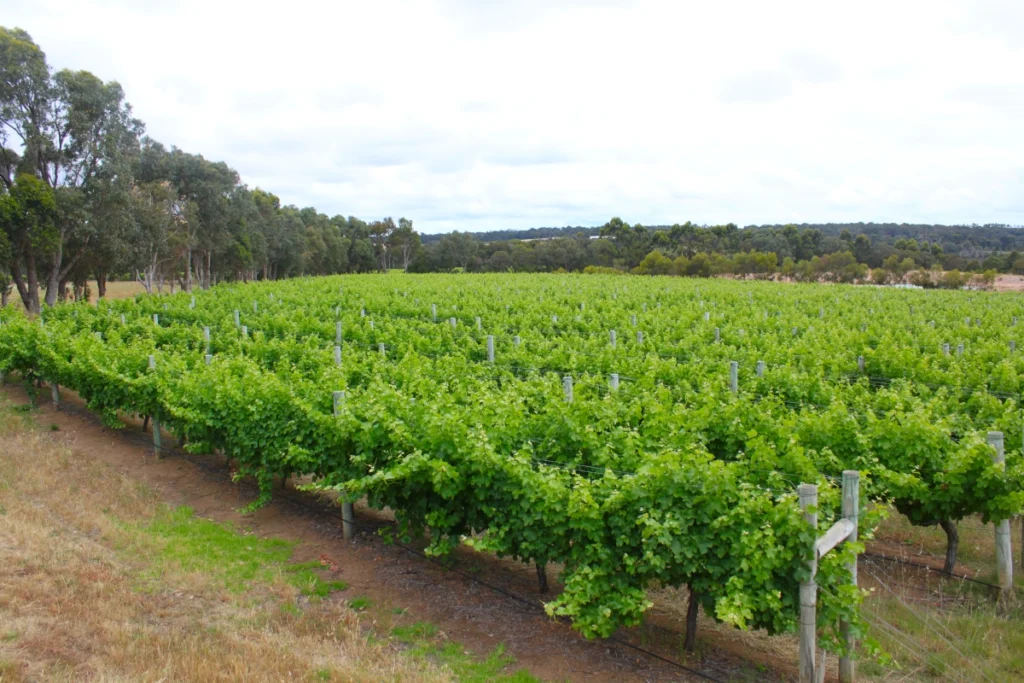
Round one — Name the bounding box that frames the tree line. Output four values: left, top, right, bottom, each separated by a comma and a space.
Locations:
5, 26, 1022, 313
1, 27, 421, 312
412, 219, 1023, 286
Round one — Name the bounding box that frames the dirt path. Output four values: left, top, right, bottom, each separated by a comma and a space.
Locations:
3, 385, 762, 682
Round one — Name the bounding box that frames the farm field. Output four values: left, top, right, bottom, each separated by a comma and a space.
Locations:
2, 272, 1024, 681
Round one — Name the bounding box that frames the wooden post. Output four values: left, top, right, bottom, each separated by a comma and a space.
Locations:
630, 314, 637, 326
704, 311, 710, 321
792, 327, 798, 336
957, 343, 964, 357
729, 361, 738, 393
610, 330, 616, 349
637, 330, 644, 344
840, 471, 860, 682
1011, 341, 1016, 353
943, 343, 950, 356
756, 360, 765, 378
610, 373, 619, 391
50, 381, 60, 410
858, 356, 865, 372
149, 355, 161, 457
368, 320, 374, 330
476, 316, 482, 330
552, 314, 558, 324
988, 431, 1014, 595
449, 317, 457, 328
332, 390, 355, 540
487, 335, 495, 362
234, 310, 240, 327
642, 302, 647, 313
715, 327, 721, 343
334, 346, 342, 366
431, 304, 437, 322
513, 335, 521, 347
563, 376, 573, 403
205, 354, 212, 365
153, 314, 159, 325
378, 343, 385, 356
120, 314, 126, 325
190, 296, 195, 309
241, 325, 248, 338
336, 321, 342, 345
799, 483, 818, 683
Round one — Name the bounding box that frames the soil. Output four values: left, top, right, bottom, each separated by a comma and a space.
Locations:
995, 275, 1024, 292
2, 383, 789, 683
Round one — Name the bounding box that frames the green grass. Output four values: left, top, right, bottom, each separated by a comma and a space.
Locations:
391, 620, 540, 682
127, 505, 347, 598
862, 586, 1024, 680
347, 596, 371, 611
392, 621, 439, 643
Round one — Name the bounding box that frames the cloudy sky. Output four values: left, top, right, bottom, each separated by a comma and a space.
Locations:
7, 0, 1024, 233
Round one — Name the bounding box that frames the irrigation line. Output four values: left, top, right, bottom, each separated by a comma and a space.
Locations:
862, 551, 1000, 590
49, 398, 725, 683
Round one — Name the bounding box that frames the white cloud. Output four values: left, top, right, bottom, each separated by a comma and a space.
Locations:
6, 0, 1024, 232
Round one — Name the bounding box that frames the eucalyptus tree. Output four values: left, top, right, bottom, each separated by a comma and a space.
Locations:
0, 27, 142, 311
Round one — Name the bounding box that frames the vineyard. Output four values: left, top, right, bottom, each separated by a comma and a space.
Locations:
1, 273, 1023, 678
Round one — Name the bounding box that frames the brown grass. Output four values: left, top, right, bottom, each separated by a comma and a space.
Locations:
0, 404, 452, 683
5, 280, 145, 312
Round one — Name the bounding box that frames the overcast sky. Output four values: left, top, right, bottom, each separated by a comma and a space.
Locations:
7, 0, 1024, 233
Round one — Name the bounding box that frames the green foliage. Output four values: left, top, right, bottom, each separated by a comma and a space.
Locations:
4, 273, 1024, 653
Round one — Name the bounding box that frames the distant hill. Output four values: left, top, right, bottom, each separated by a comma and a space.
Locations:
424, 222, 1024, 255
421, 226, 602, 244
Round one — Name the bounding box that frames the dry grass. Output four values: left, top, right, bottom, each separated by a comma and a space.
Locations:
0, 402, 456, 683
6, 280, 145, 311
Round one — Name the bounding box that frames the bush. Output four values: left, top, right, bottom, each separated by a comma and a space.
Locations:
908, 269, 934, 288
633, 250, 674, 276
938, 270, 968, 289
582, 265, 625, 275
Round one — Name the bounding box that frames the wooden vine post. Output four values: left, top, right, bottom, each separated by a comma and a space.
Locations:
149, 355, 162, 457
799, 471, 861, 683
334, 390, 355, 541
988, 431, 1014, 595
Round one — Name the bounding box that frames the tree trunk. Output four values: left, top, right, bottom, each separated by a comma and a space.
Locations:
10, 258, 36, 313
25, 252, 41, 314
96, 271, 107, 299
44, 241, 63, 308
185, 247, 192, 292
535, 563, 548, 594
940, 520, 958, 574
684, 585, 699, 652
